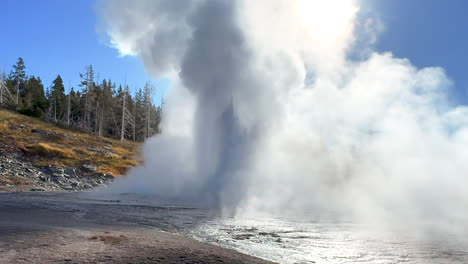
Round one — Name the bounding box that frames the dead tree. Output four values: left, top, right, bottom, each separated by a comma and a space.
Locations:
0, 72, 13, 106
120, 85, 135, 141
141, 82, 155, 139
66, 81, 71, 126
15, 77, 19, 108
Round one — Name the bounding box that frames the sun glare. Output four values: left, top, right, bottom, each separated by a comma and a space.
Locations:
297, 0, 358, 39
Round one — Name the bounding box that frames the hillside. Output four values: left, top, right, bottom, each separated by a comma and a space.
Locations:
0, 108, 140, 191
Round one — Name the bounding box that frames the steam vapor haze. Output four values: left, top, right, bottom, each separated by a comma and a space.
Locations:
98, 0, 468, 234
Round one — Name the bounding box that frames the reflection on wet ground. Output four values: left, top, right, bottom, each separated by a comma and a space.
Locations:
1, 192, 467, 264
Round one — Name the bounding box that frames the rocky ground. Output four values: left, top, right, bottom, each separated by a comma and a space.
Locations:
0, 109, 139, 192
0, 152, 114, 192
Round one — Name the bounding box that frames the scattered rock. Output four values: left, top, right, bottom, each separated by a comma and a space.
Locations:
38, 175, 49, 182
30, 188, 46, 192
104, 151, 118, 158
65, 168, 76, 177
9, 152, 22, 159
9, 123, 29, 131
44, 165, 65, 175
233, 234, 254, 240
81, 164, 97, 173
88, 147, 100, 152
0, 154, 115, 192
103, 145, 112, 150
63, 133, 76, 140
31, 129, 51, 137
31, 129, 64, 140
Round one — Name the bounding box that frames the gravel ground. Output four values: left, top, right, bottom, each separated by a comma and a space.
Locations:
0, 153, 114, 192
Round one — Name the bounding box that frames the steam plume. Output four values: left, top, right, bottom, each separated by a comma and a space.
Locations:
98, 0, 468, 233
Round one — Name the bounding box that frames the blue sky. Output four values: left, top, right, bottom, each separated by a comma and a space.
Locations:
0, 0, 168, 103
370, 0, 468, 104
0, 0, 467, 104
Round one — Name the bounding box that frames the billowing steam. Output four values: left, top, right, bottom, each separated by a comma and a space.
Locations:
98, 0, 468, 233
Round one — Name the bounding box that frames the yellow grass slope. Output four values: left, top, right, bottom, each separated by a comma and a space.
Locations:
0, 109, 140, 176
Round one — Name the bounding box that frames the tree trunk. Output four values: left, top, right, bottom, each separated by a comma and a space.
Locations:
120, 93, 126, 141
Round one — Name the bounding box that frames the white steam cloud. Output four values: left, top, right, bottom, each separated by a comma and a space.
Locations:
98, 0, 468, 234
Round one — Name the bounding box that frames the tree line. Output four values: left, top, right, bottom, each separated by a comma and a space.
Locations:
0, 58, 161, 142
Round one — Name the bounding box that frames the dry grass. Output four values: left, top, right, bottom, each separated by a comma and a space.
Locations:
0, 175, 27, 185
0, 109, 140, 176
0, 175, 13, 185
0, 122, 8, 132
74, 147, 94, 157
24, 143, 77, 159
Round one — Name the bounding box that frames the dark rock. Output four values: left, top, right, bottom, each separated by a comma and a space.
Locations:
93, 172, 106, 178
52, 173, 64, 178
30, 188, 46, 192
51, 173, 65, 183
9, 152, 23, 159
44, 165, 65, 175
38, 176, 49, 182
31, 129, 51, 137
65, 168, 76, 177
233, 234, 254, 240
81, 164, 97, 173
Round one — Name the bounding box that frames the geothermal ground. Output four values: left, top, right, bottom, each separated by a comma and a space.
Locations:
0, 192, 273, 264
2, 192, 467, 264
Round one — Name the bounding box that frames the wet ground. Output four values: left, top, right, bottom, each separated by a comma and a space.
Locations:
2, 192, 468, 264
0, 192, 273, 264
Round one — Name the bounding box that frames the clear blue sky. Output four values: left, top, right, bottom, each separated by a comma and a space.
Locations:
0, 0, 168, 104
0, 0, 467, 104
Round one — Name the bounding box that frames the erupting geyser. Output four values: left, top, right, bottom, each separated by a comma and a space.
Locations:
99, 0, 468, 234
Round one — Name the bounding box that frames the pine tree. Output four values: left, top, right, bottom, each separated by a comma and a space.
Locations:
134, 88, 145, 141
66, 81, 71, 126
22, 76, 48, 117
1, 60, 162, 141
79, 65, 96, 131
50, 75, 66, 122
7, 58, 27, 108
119, 84, 136, 141
142, 82, 155, 139
97, 79, 115, 137
69, 88, 81, 126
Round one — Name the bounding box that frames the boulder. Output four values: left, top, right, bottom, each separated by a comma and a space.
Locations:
31, 129, 50, 137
